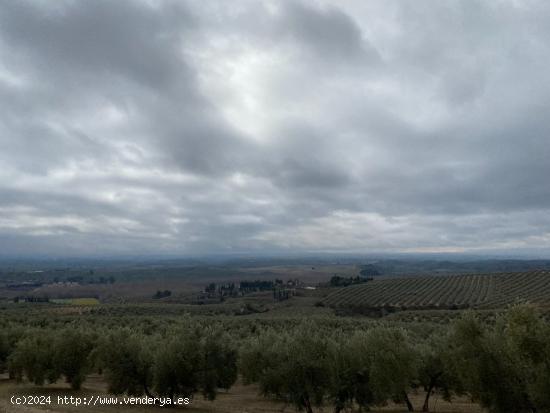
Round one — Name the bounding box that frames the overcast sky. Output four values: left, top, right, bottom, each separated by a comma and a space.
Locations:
1, 0, 550, 257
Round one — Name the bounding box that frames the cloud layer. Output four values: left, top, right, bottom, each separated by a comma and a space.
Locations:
1, 0, 550, 256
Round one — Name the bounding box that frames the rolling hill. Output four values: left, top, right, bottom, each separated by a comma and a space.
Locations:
323, 270, 550, 311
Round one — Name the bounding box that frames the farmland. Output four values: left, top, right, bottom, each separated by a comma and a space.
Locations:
324, 270, 550, 312
1, 299, 549, 413
3, 259, 550, 413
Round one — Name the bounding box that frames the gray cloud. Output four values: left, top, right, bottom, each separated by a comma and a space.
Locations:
1, 0, 550, 257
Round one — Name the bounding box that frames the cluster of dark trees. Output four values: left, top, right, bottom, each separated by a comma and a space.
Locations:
12, 296, 50, 303
1, 305, 549, 413
5, 282, 43, 291
152, 290, 171, 299
203, 279, 301, 299
329, 275, 372, 287
272, 288, 294, 301
54, 275, 115, 284
240, 280, 276, 292
206, 280, 275, 295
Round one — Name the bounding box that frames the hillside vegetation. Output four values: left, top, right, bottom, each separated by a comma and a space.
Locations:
2, 303, 550, 413
324, 270, 550, 311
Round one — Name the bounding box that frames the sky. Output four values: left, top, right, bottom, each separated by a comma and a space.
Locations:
1, 0, 550, 257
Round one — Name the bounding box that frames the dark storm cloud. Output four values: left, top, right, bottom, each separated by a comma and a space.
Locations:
276, 1, 380, 64
1, 0, 550, 256
0, 0, 193, 89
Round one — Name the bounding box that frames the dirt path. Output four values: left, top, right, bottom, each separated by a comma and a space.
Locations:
1, 377, 483, 413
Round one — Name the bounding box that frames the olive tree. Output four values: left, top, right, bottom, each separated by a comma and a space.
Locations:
153, 327, 237, 401
198, 328, 238, 398
8, 333, 59, 385
417, 333, 457, 412
498, 304, 550, 412
54, 329, 95, 390
365, 326, 419, 412
240, 327, 331, 413
328, 331, 375, 413
97, 330, 154, 396
446, 306, 550, 413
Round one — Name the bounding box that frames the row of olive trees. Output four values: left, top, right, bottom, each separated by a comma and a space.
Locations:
1, 326, 238, 402
1, 305, 549, 412
239, 305, 550, 413
8, 329, 94, 390
97, 327, 238, 400
240, 324, 421, 413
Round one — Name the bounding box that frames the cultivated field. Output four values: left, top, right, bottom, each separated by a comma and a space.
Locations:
324, 270, 550, 310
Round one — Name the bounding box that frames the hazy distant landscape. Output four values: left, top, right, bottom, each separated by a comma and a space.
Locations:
3, 256, 550, 304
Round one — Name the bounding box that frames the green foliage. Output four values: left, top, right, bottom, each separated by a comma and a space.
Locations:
241, 327, 331, 413
2, 300, 550, 413
499, 305, 550, 412
416, 333, 456, 411
153, 332, 201, 398
364, 327, 418, 410
153, 327, 237, 400
242, 325, 419, 412
54, 329, 94, 389
97, 330, 153, 396
327, 331, 374, 412
329, 275, 370, 287
447, 305, 550, 413
325, 271, 550, 310
200, 328, 238, 395
8, 333, 59, 385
